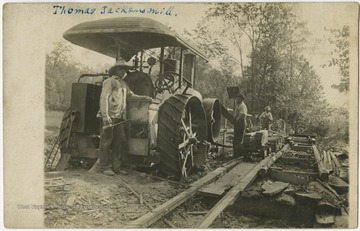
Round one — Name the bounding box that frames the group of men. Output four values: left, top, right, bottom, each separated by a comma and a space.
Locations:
232, 93, 273, 158
90, 59, 273, 175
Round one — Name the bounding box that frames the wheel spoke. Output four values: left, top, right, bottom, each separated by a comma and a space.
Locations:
181, 119, 191, 138
178, 139, 189, 149
181, 146, 191, 177
189, 107, 193, 135
190, 144, 194, 167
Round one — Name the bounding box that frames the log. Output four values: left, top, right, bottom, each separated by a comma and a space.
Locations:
195, 156, 273, 228
125, 159, 242, 228
258, 144, 289, 176
323, 151, 333, 174
312, 145, 329, 180
328, 175, 349, 192
329, 151, 347, 179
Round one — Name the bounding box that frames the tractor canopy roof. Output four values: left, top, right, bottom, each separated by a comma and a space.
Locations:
63, 17, 208, 62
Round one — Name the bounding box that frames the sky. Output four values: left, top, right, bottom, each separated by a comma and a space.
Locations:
43, 2, 356, 107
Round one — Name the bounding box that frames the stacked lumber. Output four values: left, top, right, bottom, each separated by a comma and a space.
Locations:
312, 146, 349, 185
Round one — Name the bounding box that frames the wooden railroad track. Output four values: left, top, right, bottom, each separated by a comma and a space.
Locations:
125, 145, 292, 228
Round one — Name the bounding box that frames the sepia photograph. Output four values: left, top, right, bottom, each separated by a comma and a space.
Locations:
3, 2, 358, 228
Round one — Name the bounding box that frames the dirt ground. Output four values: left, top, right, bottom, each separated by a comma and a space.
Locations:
44, 111, 349, 228
44, 169, 186, 228
44, 167, 302, 228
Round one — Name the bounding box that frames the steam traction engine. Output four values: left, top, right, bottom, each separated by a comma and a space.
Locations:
55, 17, 232, 179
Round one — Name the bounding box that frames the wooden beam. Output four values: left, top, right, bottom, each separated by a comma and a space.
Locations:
258, 144, 289, 176
291, 144, 312, 152
268, 168, 318, 177
269, 168, 311, 185
199, 162, 255, 197
195, 156, 272, 228
187, 211, 209, 215
124, 159, 241, 228
279, 156, 309, 164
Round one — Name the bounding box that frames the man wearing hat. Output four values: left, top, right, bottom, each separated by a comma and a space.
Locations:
90, 59, 152, 176
233, 93, 248, 157
259, 106, 273, 130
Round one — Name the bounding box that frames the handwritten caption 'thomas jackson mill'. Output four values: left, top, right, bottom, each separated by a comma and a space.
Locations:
52, 5, 177, 16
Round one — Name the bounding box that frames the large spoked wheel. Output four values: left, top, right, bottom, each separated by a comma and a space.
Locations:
157, 95, 208, 180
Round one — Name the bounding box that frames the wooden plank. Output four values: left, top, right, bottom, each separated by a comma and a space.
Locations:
124, 159, 241, 228
269, 168, 311, 185
198, 162, 255, 197
55, 153, 72, 171
195, 156, 272, 228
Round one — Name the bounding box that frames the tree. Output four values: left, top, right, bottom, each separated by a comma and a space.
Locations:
323, 25, 350, 93
45, 41, 92, 111
191, 3, 331, 137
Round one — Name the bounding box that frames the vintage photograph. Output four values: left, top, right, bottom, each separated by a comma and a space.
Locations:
3, 2, 358, 228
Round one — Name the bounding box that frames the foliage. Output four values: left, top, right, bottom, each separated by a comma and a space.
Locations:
326, 106, 349, 142
45, 41, 93, 110
322, 25, 350, 93
191, 3, 334, 137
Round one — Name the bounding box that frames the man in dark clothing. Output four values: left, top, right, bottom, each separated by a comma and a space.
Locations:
233, 93, 248, 157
